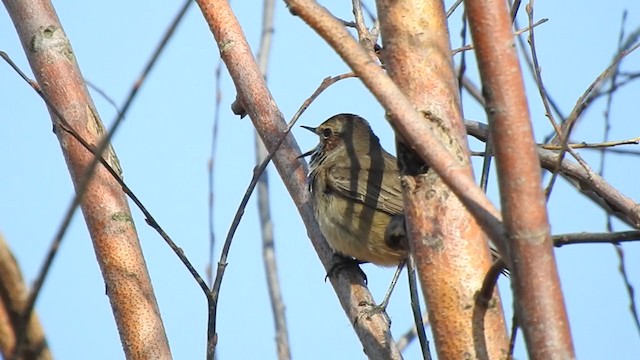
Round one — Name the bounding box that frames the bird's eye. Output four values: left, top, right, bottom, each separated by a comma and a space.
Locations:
322, 128, 332, 138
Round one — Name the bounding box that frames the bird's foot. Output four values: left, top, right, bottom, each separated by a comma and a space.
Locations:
355, 300, 391, 326
325, 254, 368, 284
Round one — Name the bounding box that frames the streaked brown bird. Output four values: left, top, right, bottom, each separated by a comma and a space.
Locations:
301, 113, 409, 268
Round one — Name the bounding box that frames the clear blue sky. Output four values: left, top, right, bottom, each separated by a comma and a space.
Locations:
1, 1, 639, 359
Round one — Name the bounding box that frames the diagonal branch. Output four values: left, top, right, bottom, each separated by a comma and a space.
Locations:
465, 120, 640, 229
3, 1, 172, 359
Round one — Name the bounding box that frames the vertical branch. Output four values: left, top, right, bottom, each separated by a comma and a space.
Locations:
602, 12, 640, 336
375, 1, 508, 359
195, 1, 402, 358
3, 1, 172, 359
464, 1, 575, 359
254, 0, 292, 359
208, 46, 224, 287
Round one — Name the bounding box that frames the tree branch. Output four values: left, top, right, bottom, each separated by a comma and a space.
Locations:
3, 1, 172, 359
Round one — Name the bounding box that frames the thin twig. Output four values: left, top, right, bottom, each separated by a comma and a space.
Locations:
396, 315, 429, 353
85, 80, 122, 115
553, 230, 640, 246
407, 257, 431, 359
116, 0, 193, 124
466, 119, 640, 228
508, 307, 519, 358
451, 18, 548, 55
523, 1, 576, 200
511, 4, 566, 128
510, 0, 522, 22
351, 0, 378, 61
541, 19, 640, 202
614, 244, 640, 335
555, 27, 640, 142
602, 13, 640, 337
540, 137, 640, 150
352, 0, 370, 42
446, 0, 464, 18
208, 44, 224, 288
460, 74, 485, 106
253, 0, 292, 359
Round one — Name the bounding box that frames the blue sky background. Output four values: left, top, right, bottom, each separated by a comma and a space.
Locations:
1, 1, 639, 359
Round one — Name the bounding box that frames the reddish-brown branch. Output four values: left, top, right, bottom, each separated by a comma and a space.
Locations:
464, 1, 575, 359
3, 1, 172, 359
194, 1, 402, 358
465, 120, 640, 229
375, 0, 508, 358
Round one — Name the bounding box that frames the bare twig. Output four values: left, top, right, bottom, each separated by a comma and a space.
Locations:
600, 12, 640, 338
407, 257, 431, 360
553, 231, 640, 246
452, 18, 548, 55
446, 0, 464, 18
541, 137, 640, 150
396, 313, 430, 353
614, 245, 640, 335
116, 0, 193, 123
465, 120, 640, 228
459, 73, 485, 106
510, 0, 522, 22
554, 27, 640, 142
208, 56, 224, 287
85, 80, 121, 115
253, 1, 292, 359
524, 1, 567, 201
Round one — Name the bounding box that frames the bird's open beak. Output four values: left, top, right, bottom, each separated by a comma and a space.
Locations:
298, 126, 318, 158
300, 125, 317, 133
297, 148, 316, 159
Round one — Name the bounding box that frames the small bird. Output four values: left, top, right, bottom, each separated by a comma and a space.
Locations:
301, 113, 409, 268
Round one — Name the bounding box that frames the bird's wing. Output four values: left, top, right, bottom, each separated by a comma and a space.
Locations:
326, 159, 404, 216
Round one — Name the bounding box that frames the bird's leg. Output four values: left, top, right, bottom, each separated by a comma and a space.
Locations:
356, 260, 406, 324
325, 253, 368, 284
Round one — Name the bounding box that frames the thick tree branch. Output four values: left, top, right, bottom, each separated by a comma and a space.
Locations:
464, 0, 575, 358
3, 1, 172, 359
375, 0, 508, 358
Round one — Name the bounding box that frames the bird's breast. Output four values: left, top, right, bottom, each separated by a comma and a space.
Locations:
310, 174, 405, 266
